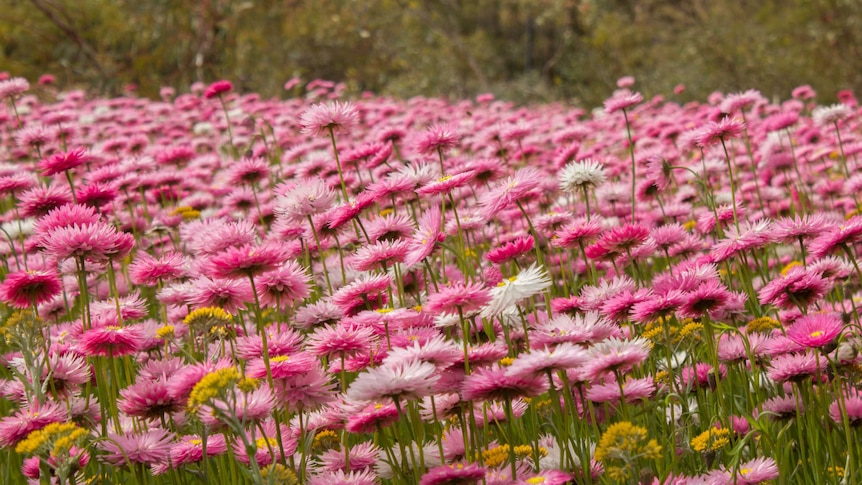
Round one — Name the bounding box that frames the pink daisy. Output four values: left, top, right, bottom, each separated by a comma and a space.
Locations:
758, 267, 829, 311
604, 90, 644, 113
232, 421, 296, 466
0, 401, 68, 448
695, 117, 745, 147
170, 434, 228, 466
206, 243, 287, 279
118, 379, 182, 419
344, 401, 400, 433
420, 463, 486, 485
228, 157, 270, 186
587, 376, 655, 404
300, 101, 359, 136
424, 282, 492, 316
785, 313, 843, 348
306, 324, 375, 358
486, 235, 535, 264
307, 469, 378, 485
42, 222, 134, 261
247, 353, 316, 379
506, 343, 589, 380
479, 168, 543, 220
203, 79, 233, 99
331, 274, 391, 316
461, 364, 549, 402
0, 268, 62, 308
630, 290, 686, 324
98, 428, 174, 466
346, 359, 439, 402
735, 457, 779, 484
317, 441, 379, 472
351, 239, 410, 272
38, 147, 90, 176
255, 262, 311, 309
405, 206, 444, 266
415, 123, 461, 156
583, 337, 651, 379
18, 185, 74, 218
808, 216, 862, 258
272, 365, 337, 410
188, 277, 254, 314
767, 352, 826, 383
128, 251, 188, 285
829, 390, 862, 425
78, 324, 145, 357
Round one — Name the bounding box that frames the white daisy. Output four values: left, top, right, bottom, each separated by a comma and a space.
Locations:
481, 264, 551, 317
559, 159, 606, 193
812, 103, 852, 127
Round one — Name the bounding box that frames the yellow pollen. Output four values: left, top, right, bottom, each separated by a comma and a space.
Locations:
527, 478, 546, 484
374, 403, 384, 410
271, 355, 290, 363
256, 437, 278, 449
438, 175, 453, 183
810, 331, 824, 338
190, 439, 202, 445
376, 308, 394, 314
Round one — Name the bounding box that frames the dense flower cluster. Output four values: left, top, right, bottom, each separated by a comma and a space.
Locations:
0, 75, 859, 485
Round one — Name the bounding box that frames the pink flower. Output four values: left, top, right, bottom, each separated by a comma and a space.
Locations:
38, 147, 90, 176
300, 101, 359, 136
479, 167, 543, 219
306, 324, 375, 358
307, 470, 378, 485
255, 262, 311, 309
350, 239, 409, 272
486, 235, 535, 264
506, 343, 589, 380
188, 277, 254, 314
604, 90, 643, 113
170, 434, 228, 466
809, 216, 862, 258
78, 324, 144, 357
344, 401, 399, 433
735, 457, 779, 484
785, 313, 843, 348
331, 273, 391, 316
405, 206, 444, 266
758, 267, 828, 310
0, 401, 68, 447
0, 269, 62, 308
42, 222, 134, 261
420, 463, 486, 485
424, 282, 492, 316
767, 352, 825, 383
0, 77, 29, 99
415, 123, 461, 155
18, 185, 73, 218
583, 337, 651, 379
98, 428, 174, 466
118, 379, 182, 419
231, 421, 297, 466
829, 390, 862, 425
461, 364, 549, 402
206, 243, 287, 279
346, 359, 439, 402
129, 251, 188, 285
695, 117, 745, 147
203, 80, 233, 99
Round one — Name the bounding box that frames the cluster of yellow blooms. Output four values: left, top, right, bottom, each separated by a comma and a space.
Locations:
746, 316, 781, 334
479, 444, 548, 468
594, 421, 662, 463
259, 464, 298, 485
169, 206, 201, 220
187, 367, 241, 409
183, 306, 233, 328
690, 427, 731, 453
15, 422, 88, 457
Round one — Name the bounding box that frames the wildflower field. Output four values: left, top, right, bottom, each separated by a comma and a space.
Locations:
0, 76, 860, 485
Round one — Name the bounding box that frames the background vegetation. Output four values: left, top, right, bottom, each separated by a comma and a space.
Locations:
1, 0, 860, 105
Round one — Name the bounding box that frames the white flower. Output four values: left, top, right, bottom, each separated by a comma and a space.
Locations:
481, 264, 551, 317
375, 441, 441, 479
346, 360, 439, 402
559, 159, 606, 193
812, 103, 852, 126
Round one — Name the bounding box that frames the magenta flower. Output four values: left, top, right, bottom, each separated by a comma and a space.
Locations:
603, 90, 643, 113
78, 324, 144, 357
98, 428, 174, 466
128, 251, 188, 285
420, 463, 486, 485
344, 401, 400, 433
424, 282, 492, 316
0, 269, 62, 308
170, 434, 228, 466
38, 147, 90, 176
188, 277, 254, 314
0, 401, 68, 448
203, 79, 233, 99
42, 222, 134, 261
300, 101, 359, 136
118, 379, 182, 419
785, 313, 843, 348
479, 167, 543, 219
735, 457, 779, 484
461, 364, 549, 402
206, 243, 287, 279
767, 352, 825, 383
414, 123, 461, 155
486, 235, 535, 264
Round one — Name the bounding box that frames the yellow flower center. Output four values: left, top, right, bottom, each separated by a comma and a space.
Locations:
256, 437, 279, 449
810, 330, 824, 338
527, 478, 546, 484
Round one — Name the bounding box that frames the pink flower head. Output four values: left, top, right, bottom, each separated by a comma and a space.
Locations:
486, 235, 535, 264
785, 313, 843, 348
78, 324, 144, 357
256, 261, 311, 309
809, 216, 862, 258
767, 352, 826, 383
604, 90, 644, 114
461, 364, 549, 402
42, 222, 134, 261
0, 77, 29, 99
415, 123, 461, 155
203, 80, 233, 99
351, 239, 409, 272
405, 206, 444, 266
346, 359, 439, 402
479, 167, 543, 219
0, 401, 68, 447
583, 337, 651, 379
306, 323, 375, 358
38, 147, 90, 176
424, 282, 492, 316
420, 463, 486, 485
344, 401, 399, 433
98, 428, 174, 466
300, 101, 359, 136
0, 269, 62, 308
18, 185, 73, 218
170, 434, 228, 466
758, 267, 828, 311
188, 277, 254, 314
735, 457, 779, 484
118, 379, 182, 419
206, 243, 287, 279
695, 117, 745, 147
331, 273, 391, 316
129, 251, 188, 285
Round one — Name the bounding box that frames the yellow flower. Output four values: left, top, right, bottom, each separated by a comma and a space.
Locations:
237, 377, 260, 392
188, 367, 241, 409
595, 421, 662, 462
746, 316, 781, 334
184, 307, 233, 329
156, 325, 175, 339
259, 464, 298, 485
690, 427, 731, 453
499, 357, 515, 367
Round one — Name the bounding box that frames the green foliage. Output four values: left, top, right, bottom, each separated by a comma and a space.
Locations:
0, 0, 860, 104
